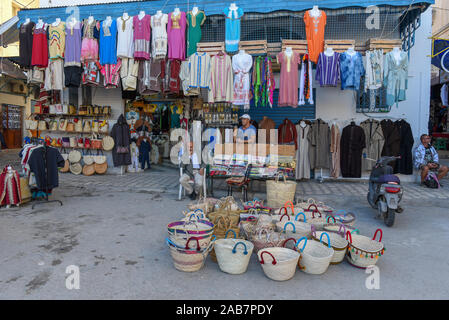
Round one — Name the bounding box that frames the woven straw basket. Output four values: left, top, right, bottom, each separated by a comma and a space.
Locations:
327, 210, 357, 227
312, 229, 348, 264
346, 229, 385, 269
323, 217, 360, 235
215, 239, 254, 275
257, 247, 300, 281
181, 209, 209, 222
266, 175, 297, 208
296, 234, 334, 275
251, 229, 286, 254
167, 237, 215, 272
210, 229, 242, 263
167, 219, 214, 237
275, 213, 312, 240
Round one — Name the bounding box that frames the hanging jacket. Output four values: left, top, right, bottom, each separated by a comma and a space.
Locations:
394, 119, 414, 175
278, 119, 298, 149
111, 114, 131, 167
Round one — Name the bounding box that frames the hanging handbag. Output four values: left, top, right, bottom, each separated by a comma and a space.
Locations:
66, 121, 75, 132
25, 115, 38, 130
54, 104, 64, 114
69, 104, 77, 115
91, 133, 102, 149
83, 149, 94, 165
59, 118, 68, 131
38, 120, 48, 131
93, 105, 100, 115
84, 137, 92, 149
94, 161, 108, 175
92, 120, 99, 133
70, 136, 77, 148
94, 149, 107, 164
99, 120, 109, 134
49, 120, 58, 131
77, 137, 84, 148
83, 120, 92, 133
68, 149, 82, 163
74, 118, 83, 132
49, 104, 57, 114
62, 137, 70, 148
60, 148, 70, 173
78, 105, 88, 115
102, 136, 115, 151
87, 106, 94, 116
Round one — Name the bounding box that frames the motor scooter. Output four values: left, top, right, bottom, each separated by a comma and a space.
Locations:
367, 156, 403, 227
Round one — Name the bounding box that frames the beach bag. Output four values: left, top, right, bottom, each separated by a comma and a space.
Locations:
251, 229, 286, 254
25, 115, 38, 130
326, 209, 357, 227
266, 174, 297, 208
296, 234, 334, 275
312, 227, 348, 265
58, 119, 68, 131
38, 120, 48, 131
257, 247, 300, 281
74, 119, 83, 132
166, 237, 215, 272
346, 229, 385, 269
215, 239, 254, 275
83, 120, 92, 133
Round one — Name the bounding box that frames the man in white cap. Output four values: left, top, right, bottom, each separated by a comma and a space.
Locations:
236, 114, 257, 144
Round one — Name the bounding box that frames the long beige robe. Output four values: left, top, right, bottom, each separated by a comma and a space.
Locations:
208, 54, 233, 103
360, 119, 385, 171
308, 119, 330, 169
296, 123, 311, 180
330, 124, 341, 178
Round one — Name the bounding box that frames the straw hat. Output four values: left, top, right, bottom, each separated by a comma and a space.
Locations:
60, 160, 70, 173
94, 162, 108, 175
102, 136, 115, 151
82, 164, 95, 176
68, 150, 82, 163
69, 162, 82, 175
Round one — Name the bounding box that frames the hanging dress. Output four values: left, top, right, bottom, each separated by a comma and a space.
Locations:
186, 10, 206, 57
81, 19, 100, 62
384, 51, 409, 107
167, 11, 187, 60
117, 16, 134, 59
296, 124, 311, 180
232, 51, 253, 109
303, 10, 326, 64
209, 53, 233, 103
224, 7, 244, 53
31, 24, 48, 68
133, 14, 152, 60
151, 13, 168, 60
64, 21, 82, 67
99, 19, 118, 65
19, 22, 35, 68
298, 54, 314, 105
277, 51, 301, 107
48, 22, 66, 60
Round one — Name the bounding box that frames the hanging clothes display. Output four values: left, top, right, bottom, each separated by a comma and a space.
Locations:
340, 122, 366, 178
161, 59, 172, 93
360, 119, 385, 172
99, 19, 118, 65
0, 166, 21, 207
167, 11, 187, 60
259, 116, 276, 144
330, 123, 341, 178
232, 51, 253, 109
48, 22, 66, 60
133, 14, 152, 60
82, 60, 102, 86
252, 56, 275, 107
208, 53, 233, 103
19, 21, 35, 68
277, 51, 301, 107
384, 50, 409, 107
308, 119, 330, 169
111, 114, 132, 167
188, 52, 211, 89
340, 51, 365, 91
64, 66, 83, 88
179, 60, 197, 96
81, 19, 100, 62
120, 58, 139, 91
167, 59, 181, 93
116, 16, 134, 59
303, 9, 326, 64
278, 118, 298, 149
31, 23, 49, 68
296, 122, 311, 179
380, 119, 401, 171
187, 10, 206, 57
138, 59, 162, 95
27, 146, 65, 191
316, 52, 340, 87
64, 21, 82, 67
101, 59, 122, 89
45, 59, 64, 91
365, 49, 384, 91
298, 54, 314, 105
224, 6, 244, 52
394, 119, 414, 175
151, 13, 169, 60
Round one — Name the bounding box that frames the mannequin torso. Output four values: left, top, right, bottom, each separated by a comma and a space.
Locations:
230, 3, 238, 11
36, 19, 45, 29
138, 11, 146, 20
87, 16, 94, 24
324, 47, 334, 57
24, 18, 31, 25
309, 6, 321, 18
192, 7, 199, 16
68, 18, 77, 29
104, 16, 112, 27
346, 47, 356, 57
156, 10, 163, 18
392, 47, 402, 64
122, 12, 129, 20
173, 7, 181, 16
285, 47, 293, 57
52, 18, 61, 27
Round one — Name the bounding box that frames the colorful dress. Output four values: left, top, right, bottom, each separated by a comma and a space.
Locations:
232, 51, 253, 109
19, 22, 35, 68
316, 52, 340, 87
303, 10, 327, 64
117, 16, 134, 59
209, 53, 233, 103
277, 51, 301, 107
365, 49, 384, 91
133, 14, 152, 60
187, 10, 206, 57
384, 51, 409, 107
298, 54, 314, 105
224, 7, 244, 52
151, 13, 168, 60
340, 52, 365, 91
99, 19, 118, 65
64, 21, 82, 67
167, 11, 187, 60
31, 24, 48, 68
252, 56, 275, 107
81, 19, 100, 62
48, 22, 66, 60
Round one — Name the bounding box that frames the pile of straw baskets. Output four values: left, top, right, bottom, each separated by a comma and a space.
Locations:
165, 197, 386, 281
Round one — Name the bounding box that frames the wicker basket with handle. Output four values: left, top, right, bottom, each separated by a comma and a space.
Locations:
266, 174, 297, 208
311, 226, 348, 265
166, 237, 215, 272
257, 247, 300, 281
346, 229, 385, 269
215, 239, 254, 275
296, 234, 334, 275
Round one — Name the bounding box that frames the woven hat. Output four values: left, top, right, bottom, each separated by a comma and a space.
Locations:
82, 164, 95, 176
68, 150, 82, 163
60, 160, 70, 173
102, 136, 115, 151
69, 162, 82, 175
94, 162, 108, 175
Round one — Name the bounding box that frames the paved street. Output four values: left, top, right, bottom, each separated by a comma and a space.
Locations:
1, 149, 449, 299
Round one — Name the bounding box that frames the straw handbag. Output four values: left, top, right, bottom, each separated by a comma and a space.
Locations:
266, 175, 297, 208
68, 150, 82, 163
49, 120, 58, 131
215, 239, 254, 275
181, 209, 209, 222
66, 121, 75, 132
210, 226, 242, 263
19, 177, 32, 204
251, 229, 286, 254
99, 120, 109, 134
92, 120, 99, 133
82, 164, 95, 176
327, 210, 357, 227
170, 216, 215, 251
102, 136, 115, 151
276, 217, 312, 240
59, 119, 68, 131
25, 115, 38, 130
323, 217, 360, 235
69, 137, 77, 148
187, 197, 219, 215
83, 149, 94, 165
346, 229, 385, 269
69, 162, 82, 175
94, 162, 108, 175
257, 247, 300, 281
296, 234, 334, 275
166, 237, 215, 272
239, 215, 258, 240
312, 228, 348, 265
167, 219, 215, 238
38, 120, 48, 131
74, 119, 83, 132
83, 120, 92, 133
94, 149, 107, 164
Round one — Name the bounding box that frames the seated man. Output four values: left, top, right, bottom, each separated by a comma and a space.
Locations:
414, 134, 449, 186
235, 114, 257, 144
179, 141, 204, 200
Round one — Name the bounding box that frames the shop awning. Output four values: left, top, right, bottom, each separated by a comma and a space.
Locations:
17, 0, 434, 25
0, 16, 19, 47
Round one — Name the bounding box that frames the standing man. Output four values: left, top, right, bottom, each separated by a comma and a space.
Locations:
414, 134, 449, 185
179, 141, 204, 200
235, 114, 257, 144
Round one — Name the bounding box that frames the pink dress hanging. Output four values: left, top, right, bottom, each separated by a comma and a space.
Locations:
167, 11, 187, 60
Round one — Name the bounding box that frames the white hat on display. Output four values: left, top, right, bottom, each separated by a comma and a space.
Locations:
240, 114, 251, 120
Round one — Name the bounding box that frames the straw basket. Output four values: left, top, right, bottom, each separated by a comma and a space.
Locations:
296, 234, 334, 275
275, 213, 312, 240
312, 228, 348, 264
257, 247, 300, 281
271, 206, 296, 224
215, 239, 254, 275
251, 229, 286, 254
266, 175, 297, 208
327, 210, 357, 227
181, 209, 209, 222
166, 237, 215, 272
298, 207, 326, 231
323, 217, 360, 235
346, 229, 385, 269
239, 215, 258, 240
167, 219, 214, 238
210, 229, 242, 262
297, 198, 334, 212
168, 218, 215, 250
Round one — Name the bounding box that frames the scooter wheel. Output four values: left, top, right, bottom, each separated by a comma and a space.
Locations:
384, 208, 396, 227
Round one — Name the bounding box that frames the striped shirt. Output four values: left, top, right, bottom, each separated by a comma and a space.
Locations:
316, 52, 340, 87
188, 52, 211, 89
